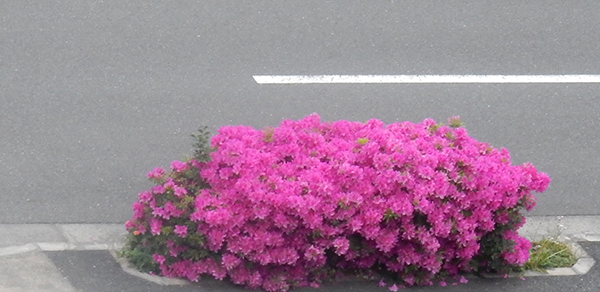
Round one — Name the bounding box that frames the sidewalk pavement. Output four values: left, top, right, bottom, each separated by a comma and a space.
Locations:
0, 216, 599, 292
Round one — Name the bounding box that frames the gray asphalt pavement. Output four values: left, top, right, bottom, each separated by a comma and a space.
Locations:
2, 1, 600, 223
2, 1, 600, 290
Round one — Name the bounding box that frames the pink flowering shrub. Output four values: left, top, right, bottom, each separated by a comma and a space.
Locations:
121, 114, 550, 292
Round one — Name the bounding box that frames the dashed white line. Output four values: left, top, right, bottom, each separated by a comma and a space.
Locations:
253, 75, 600, 84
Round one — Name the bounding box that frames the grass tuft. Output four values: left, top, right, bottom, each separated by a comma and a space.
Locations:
524, 239, 577, 273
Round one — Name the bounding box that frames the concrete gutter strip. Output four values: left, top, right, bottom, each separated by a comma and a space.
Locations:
109, 250, 192, 286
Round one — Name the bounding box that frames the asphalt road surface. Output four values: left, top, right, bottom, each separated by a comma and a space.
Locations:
1, 1, 600, 223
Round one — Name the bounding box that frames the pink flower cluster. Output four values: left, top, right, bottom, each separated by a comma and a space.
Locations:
126, 114, 550, 292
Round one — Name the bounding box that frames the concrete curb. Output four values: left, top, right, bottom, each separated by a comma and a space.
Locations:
522, 240, 595, 277
109, 250, 191, 286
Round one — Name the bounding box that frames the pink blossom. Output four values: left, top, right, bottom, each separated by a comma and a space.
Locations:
151, 185, 166, 194
132, 202, 145, 219
169, 244, 186, 257
163, 202, 183, 218
207, 229, 226, 251
221, 253, 242, 270
153, 254, 165, 265
332, 237, 349, 255
376, 229, 399, 253
171, 160, 189, 172
150, 218, 162, 235
501, 231, 532, 265
174, 225, 187, 238
164, 178, 176, 190
203, 208, 232, 227
151, 206, 167, 219
173, 186, 187, 197
147, 167, 165, 179
304, 245, 325, 263
125, 220, 134, 229
138, 191, 152, 203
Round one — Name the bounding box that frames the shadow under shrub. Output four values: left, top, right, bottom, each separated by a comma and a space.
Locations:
120, 114, 550, 291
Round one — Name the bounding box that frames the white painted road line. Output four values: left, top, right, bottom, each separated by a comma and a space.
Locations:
253, 75, 600, 84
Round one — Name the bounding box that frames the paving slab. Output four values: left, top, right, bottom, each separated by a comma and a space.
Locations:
0, 251, 76, 292
521, 216, 600, 241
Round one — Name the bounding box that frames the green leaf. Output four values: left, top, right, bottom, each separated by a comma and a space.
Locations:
357, 138, 369, 145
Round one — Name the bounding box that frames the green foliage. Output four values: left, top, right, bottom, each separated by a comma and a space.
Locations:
117, 233, 161, 274
472, 227, 514, 274
472, 209, 525, 274
191, 126, 213, 163
383, 208, 398, 222
428, 123, 442, 134
448, 117, 463, 129
263, 127, 275, 143
357, 138, 369, 145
